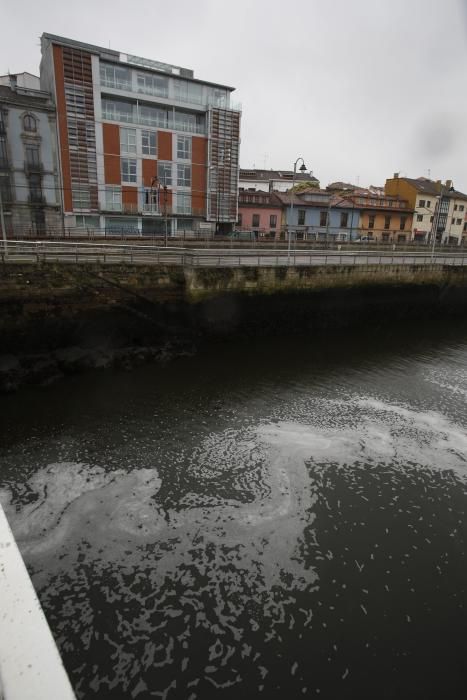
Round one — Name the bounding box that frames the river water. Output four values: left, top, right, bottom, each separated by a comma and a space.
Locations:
1, 319, 467, 699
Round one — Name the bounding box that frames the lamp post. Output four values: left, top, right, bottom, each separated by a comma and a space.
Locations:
289, 157, 307, 263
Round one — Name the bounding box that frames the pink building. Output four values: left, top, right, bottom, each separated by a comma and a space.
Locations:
237, 191, 283, 239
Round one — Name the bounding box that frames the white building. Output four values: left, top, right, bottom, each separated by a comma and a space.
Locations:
0, 73, 61, 234
239, 168, 319, 193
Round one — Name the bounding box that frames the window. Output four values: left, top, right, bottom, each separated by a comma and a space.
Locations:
141, 130, 157, 156
454, 204, 458, 211
174, 80, 203, 105
28, 173, 42, 201
238, 213, 242, 226
177, 164, 191, 187
298, 210, 306, 226
0, 136, 7, 164
319, 211, 327, 227
252, 214, 260, 227
100, 63, 131, 90
140, 105, 168, 128
76, 215, 100, 228
382, 233, 390, 242
452, 217, 455, 224
177, 192, 191, 215
457, 218, 462, 225
400, 216, 407, 230
72, 188, 91, 210
384, 215, 391, 229
459, 205, 464, 212
158, 161, 172, 186
368, 215, 375, 229
430, 216, 434, 222
105, 186, 122, 211
101, 98, 134, 123
398, 234, 406, 242
120, 127, 136, 154
177, 135, 191, 160
419, 199, 425, 208
121, 158, 137, 183
426, 200, 431, 207
270, 214, 277, 228
25, 145, 40, 166
340, 212, 349, 227
23, 114, 37, 132
137, 73, 168, 98
416, 214, 423, 222
143, 187, 159, 213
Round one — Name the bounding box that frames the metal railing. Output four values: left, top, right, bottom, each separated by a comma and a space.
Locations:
2, 240, 467, 269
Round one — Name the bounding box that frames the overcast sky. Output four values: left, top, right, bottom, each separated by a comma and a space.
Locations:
2, 0, 467, 190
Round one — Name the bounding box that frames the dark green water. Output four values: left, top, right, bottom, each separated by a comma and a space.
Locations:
1, 319, 467, 699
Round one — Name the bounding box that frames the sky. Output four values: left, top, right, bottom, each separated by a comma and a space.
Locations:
2, 0, 467, 190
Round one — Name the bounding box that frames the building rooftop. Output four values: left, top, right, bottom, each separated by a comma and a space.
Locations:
240, 169, 319, 184
41, 33, 235, 92
272, 190, 332, 207
0, 83, 53, 110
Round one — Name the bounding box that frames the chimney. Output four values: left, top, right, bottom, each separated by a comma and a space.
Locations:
9, 74, 17, 91
393, 172, 399, 179
445, 179, 453, 189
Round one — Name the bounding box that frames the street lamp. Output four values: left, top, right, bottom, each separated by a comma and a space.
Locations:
150, 175, 169, 248
289, 157, 308, 263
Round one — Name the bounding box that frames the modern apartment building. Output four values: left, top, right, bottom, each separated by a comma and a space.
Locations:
0, 72, 61, 234
40, 34, 241, 235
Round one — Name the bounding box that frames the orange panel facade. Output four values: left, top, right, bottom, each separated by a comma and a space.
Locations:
122, 186, 138, 213
103, 123, 121, 185
142, 159, 158, 187
192, 136, 207, 216
52, 45, 72, 212
158, 132, 172, 161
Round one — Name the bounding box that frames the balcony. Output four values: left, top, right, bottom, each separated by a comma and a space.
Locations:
101, 108, 207, 135
28, 193, 46, 205
24, 160, 44, 174
99, 79, 241, 113
142, 204, 162, 216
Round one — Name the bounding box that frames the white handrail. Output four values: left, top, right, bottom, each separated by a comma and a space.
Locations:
0, 505, 76, 699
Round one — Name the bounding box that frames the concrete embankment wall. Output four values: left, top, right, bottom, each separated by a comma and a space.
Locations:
1, 262, 467, 354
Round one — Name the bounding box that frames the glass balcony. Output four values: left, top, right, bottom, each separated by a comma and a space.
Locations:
101, 108, 207, 135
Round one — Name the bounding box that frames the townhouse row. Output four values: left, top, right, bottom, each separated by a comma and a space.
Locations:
237, 173, 467, 245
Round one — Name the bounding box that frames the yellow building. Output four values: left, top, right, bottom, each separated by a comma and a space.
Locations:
385, 175, 467, 245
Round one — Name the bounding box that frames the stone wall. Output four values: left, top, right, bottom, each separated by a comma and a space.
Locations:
1, 260, 467, 354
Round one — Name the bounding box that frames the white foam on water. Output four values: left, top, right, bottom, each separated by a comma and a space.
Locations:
2, 396, 466, 693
